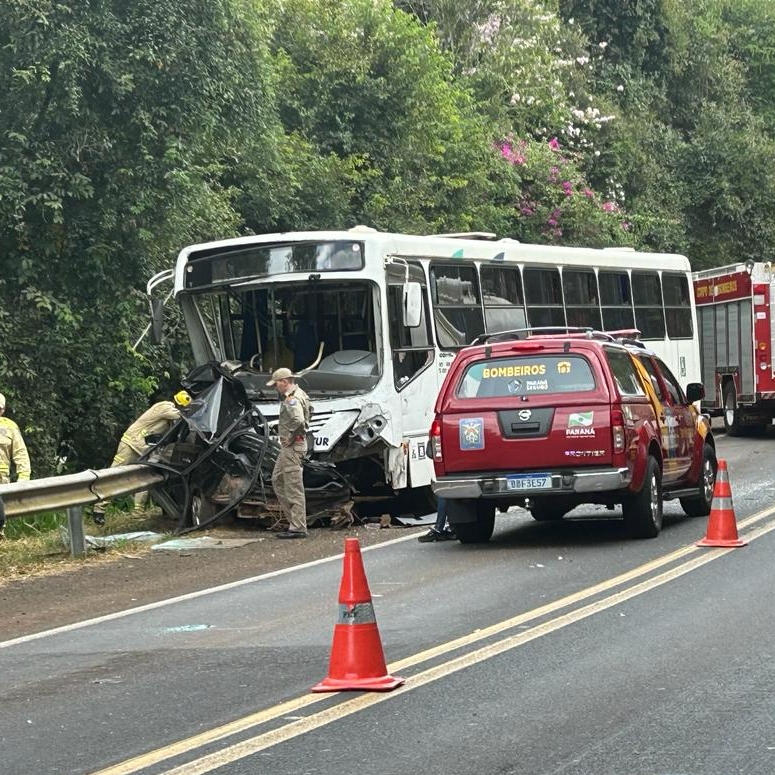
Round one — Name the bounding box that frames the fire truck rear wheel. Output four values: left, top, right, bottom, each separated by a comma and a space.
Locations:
722, 382, 742, 436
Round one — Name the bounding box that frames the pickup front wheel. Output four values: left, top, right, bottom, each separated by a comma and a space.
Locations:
680, 443, 717, 517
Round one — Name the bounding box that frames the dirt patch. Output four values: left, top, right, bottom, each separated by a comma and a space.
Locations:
0, 522, 427, 642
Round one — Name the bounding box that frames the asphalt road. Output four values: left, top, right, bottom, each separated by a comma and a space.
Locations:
3, 425, 775, 775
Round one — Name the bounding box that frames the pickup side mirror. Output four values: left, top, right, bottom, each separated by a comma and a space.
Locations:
685, 382, 705, 404
150, 297, 165, 344
403, 281, 422, 328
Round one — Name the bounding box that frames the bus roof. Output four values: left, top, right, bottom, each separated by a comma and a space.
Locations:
174, 227, 691, 288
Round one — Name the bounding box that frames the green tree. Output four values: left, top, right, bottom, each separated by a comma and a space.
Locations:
0, 0, 277, 471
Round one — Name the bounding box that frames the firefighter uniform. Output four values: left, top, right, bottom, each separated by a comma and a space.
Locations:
93, 392, 190, 521
0, 393, 30, 539
111, 400, 182, 466
0, 397, 31, 486
268, 370, 312, 536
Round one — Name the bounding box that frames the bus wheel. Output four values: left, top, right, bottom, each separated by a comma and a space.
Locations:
723, 382, 742, 436
190, 489, 217, 527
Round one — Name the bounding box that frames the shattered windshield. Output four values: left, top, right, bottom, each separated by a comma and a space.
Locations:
183, 280, 381, 398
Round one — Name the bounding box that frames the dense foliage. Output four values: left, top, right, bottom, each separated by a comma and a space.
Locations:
1, 0, 773, 473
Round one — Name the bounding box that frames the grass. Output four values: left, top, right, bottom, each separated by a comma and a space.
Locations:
0, 502, 176, 581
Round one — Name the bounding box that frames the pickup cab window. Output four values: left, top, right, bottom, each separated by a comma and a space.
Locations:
605, 348, 646, 397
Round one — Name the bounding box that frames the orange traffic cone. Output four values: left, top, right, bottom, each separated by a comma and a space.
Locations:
312, 538, 405, 692
696, 459, 746, 548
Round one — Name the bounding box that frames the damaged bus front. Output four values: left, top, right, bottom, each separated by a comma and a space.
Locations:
150, 229, 438, 525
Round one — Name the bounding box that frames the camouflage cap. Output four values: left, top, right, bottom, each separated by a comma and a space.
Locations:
266, 367, 296, 386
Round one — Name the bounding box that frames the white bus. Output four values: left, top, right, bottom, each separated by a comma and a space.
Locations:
153, 226, 700, 515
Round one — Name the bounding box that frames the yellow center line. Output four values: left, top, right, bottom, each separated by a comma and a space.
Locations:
91, 505, 775, 775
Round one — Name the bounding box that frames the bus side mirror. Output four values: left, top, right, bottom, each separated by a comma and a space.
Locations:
403, 282, 422, 328
150, 297, 165, 344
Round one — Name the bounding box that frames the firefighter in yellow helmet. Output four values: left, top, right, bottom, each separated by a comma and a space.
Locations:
92, 390, 191, 525
0, 392, 31, 539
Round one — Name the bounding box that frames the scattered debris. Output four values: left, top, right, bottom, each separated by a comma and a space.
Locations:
59, 526, 163, 551
152, 536, 262, 552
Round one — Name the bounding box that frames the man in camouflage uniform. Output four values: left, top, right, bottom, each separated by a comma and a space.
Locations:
92, 390, 191, 524
267, 367, 312, 538
0, 392, 31, 539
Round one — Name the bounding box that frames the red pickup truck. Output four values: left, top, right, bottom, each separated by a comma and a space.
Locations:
430, 330, 717, 543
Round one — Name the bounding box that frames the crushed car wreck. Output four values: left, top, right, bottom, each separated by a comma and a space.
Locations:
141, 362, 353, 532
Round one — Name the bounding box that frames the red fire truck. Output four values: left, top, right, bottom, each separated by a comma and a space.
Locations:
693, 260, 775, 434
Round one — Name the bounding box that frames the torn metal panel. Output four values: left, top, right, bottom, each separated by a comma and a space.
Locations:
352, 403, 398, 448
311, 410, 359, 453
143, 361, 352, 533
385, 444, 409, 489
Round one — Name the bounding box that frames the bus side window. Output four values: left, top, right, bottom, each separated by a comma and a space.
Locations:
430, 262, 484, 347
388, 284, 434, 389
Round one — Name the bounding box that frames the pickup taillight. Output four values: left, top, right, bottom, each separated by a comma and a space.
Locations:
430, 418, 443, 462
611, 408, 626, 454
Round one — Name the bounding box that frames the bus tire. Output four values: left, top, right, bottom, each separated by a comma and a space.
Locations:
623, 456, 663, 539
190, 489, 217, 527
723, 382, 742, 436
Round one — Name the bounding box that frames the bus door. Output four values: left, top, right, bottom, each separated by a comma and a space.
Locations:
386, 261, 436, 485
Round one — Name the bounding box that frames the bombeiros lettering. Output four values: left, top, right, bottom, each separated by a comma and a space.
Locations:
483, 364, 546, 378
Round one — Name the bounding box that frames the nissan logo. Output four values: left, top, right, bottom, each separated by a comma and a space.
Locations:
518, 409, 532, 421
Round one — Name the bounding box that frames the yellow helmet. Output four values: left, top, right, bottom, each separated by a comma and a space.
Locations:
173, 390, 192, 407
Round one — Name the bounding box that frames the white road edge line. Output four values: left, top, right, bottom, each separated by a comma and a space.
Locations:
0, 531, 422, 649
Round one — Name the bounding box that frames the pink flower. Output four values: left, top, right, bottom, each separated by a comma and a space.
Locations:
601, 201, 620, 213
497, 140, 527, 166
583, 188, 594, 199
562, 181, 573, 196
548, 137, 561, 151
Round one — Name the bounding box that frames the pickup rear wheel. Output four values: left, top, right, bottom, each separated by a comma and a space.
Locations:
447, 499, 496, 544
623, 455, 663, 538
680, 443, 717, 517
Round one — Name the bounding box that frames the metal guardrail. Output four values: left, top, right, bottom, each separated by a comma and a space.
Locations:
0, 464, 166, 518
0, 465, 167, 558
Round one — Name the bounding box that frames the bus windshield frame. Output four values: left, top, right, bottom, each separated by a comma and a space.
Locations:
184, 240, 365, 289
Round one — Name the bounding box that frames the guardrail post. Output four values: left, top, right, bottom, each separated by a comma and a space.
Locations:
67, 506, 87, 558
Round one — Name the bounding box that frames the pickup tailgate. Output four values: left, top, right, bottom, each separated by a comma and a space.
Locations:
441, 401, 615, 473
437, 351, 614, 474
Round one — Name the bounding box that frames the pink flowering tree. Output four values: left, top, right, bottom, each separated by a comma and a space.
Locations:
495, 135, 634, 246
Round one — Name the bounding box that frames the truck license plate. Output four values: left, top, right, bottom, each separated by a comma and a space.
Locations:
506, 474, 552, 491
